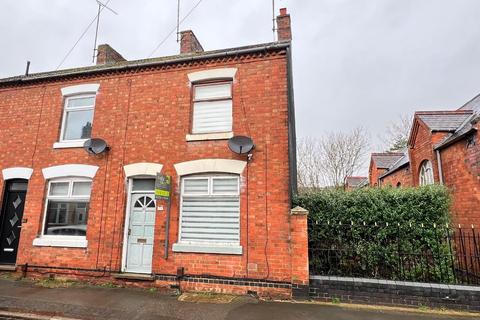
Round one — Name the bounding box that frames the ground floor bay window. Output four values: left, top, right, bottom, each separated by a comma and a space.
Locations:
172, 174, 242, 254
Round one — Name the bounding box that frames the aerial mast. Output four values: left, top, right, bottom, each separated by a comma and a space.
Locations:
92, 0, 118, 63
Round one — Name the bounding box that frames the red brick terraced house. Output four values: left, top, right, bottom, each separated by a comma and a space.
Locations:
0, 9, 309, 298
369, 93, 480, 227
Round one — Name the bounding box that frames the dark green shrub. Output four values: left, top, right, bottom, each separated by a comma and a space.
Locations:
294, 185, 453, 282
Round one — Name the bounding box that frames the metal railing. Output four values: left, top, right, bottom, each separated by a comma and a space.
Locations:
309, 221, 480, 285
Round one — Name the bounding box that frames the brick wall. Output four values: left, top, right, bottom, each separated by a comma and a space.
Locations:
310, 276, 480, 312
0, 48, 307, 297
380, 166, 413, 187
440, 128, 480, 227
368, 161, 385, 187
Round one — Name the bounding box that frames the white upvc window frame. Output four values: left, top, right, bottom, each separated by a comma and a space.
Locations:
33, 177, 92, 248
173, 174, 242, 255
190, 81, 233, 135
180, 175, 240, 197
59, 94, 96, 143
130, 177, 156, 194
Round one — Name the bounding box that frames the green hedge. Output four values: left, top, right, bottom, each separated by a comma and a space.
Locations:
294, 186, 454, 282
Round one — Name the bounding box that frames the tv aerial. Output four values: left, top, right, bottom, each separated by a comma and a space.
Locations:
228, 136, 255, 161
92, 0, 118, 63
84, 138, 110, 155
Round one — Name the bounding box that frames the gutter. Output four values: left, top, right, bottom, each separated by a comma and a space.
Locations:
434, 127, 476, 150
0, 42, 291, 86
436, 150, 444, 185
286, 44, 298, 199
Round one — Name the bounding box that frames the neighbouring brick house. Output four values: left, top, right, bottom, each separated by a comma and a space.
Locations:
0, 9, 309, 298
344, 176, 368, 191
377, 151, 412, 188
369, 94, 480, 227
368, 153, 404, 187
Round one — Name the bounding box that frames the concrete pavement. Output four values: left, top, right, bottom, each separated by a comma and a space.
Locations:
0, 278, 477, 320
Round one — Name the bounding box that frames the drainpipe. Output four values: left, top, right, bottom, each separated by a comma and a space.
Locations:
436, 150, 444, 185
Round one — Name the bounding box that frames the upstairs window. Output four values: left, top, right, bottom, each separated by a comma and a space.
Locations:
61, 95, 96, 141
43, 178, 92, 237
192, 82, 232, 134
419, 160, 434, 186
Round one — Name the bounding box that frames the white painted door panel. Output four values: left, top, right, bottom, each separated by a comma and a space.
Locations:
125, 194, 156, 274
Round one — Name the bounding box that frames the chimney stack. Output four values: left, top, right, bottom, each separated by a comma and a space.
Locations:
180, 30, 204, 54
276, 8, 292, 41
96, 44, 126, 65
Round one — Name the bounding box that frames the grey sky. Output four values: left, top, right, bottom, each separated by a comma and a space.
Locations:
1, 0, 480, 175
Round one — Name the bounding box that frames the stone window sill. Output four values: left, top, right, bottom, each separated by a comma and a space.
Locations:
172, 243, 242, 255
186, 132, 233, 142
33, 236, 88, 248
53, 140, 87, 149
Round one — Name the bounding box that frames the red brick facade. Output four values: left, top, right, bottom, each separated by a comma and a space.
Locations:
368, 161, 385, 187
439, 126, 480, 227
0, 10, 307, 298
380, 166, 412, 187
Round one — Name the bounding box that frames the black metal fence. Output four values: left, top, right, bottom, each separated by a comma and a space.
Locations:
309, 221, 480, 285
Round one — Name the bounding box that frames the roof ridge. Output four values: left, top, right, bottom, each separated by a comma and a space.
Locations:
415, 110, 473, 115
0, 41, 288, 85
458, 92, 480, 110
388, 153, 407, 169
371, 152, 404, 156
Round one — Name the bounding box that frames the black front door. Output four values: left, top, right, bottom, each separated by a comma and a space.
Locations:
0, 179, 28, 264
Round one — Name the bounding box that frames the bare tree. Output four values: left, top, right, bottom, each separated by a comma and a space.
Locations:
297, 137, 325, 190
297, 128, 369, 190
381, 114, 412, 152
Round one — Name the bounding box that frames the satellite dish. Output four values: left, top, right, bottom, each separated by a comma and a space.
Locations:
228, 136, 254, 155
84, 138, 109, 155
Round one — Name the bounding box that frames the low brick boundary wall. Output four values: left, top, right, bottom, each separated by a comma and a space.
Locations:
310, 276, 480, 312
155, 274, 293, 298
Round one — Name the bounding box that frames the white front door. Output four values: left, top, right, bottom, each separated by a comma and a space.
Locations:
125, 193, 156, 274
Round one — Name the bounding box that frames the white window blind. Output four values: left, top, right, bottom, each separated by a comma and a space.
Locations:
180, 175, 240, 244
192, 82, 232, 134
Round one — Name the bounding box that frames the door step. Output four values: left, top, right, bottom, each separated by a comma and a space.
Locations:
111, 273, 154, 281
0, 264, 16, 271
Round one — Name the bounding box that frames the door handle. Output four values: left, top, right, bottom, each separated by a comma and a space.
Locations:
128, 228, 131, 236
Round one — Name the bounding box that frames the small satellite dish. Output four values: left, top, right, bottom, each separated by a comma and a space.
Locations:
84, 138, 109, 155
228, 136, 254, 155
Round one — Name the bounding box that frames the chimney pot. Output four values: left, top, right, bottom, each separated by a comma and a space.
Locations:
96, 44, 126, 65
180, 30, 204, 54
276, 7, 292, 41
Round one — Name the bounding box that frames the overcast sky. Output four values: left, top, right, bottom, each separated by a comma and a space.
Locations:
1, 0, 480, 175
